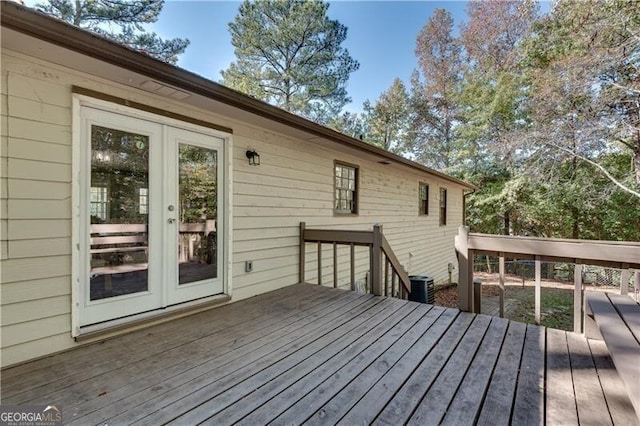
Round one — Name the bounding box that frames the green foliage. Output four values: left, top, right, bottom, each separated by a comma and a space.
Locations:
221, 0, 359, 120
179, 145, 217, 223
361, 78, 410, 154
36, 0, 189, 64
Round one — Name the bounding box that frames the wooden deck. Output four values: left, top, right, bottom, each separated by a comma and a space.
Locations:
1, 284, 637, 425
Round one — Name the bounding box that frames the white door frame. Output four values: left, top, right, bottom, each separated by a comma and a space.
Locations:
71, 94, 233, 335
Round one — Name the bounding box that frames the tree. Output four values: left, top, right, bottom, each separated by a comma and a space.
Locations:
410, 8, 462, 172
221, 0, 359, 120
36, 0, 189, 64
522, 0, 640, 199
327, 111, 368, 140
361, 78, 410, 153
456, 1, 538, 233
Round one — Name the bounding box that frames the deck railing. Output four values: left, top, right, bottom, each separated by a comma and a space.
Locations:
299, 222, 411, 299
454, 225, 640, 333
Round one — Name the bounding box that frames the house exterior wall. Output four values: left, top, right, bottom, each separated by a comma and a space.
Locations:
0, 49, 465, 367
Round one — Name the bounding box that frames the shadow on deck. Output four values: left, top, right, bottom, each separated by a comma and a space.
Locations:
1, 284, 637, 425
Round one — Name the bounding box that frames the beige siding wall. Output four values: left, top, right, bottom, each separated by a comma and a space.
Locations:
231, 128, 464, 299
0, 50, 465, 367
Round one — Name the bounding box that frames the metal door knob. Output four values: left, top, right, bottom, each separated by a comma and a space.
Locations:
168, 218, 176, 224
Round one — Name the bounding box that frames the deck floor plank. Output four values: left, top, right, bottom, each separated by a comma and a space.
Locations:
406, 315, 494, 425
92, 293, 384, 425
512, 324, 546, 426
567, 332, 613, 426
303, 305, 448, 426
475, 321, 527, 426
1, 284, 636, 426
1, 283, 308, 391
64, 289, 366, 423
546, 328, 579, 426
372, 312, 476, 425
216, 303, 428, 426
148, 298, 408, 425
9, 286, 347, 406
588, 339, 640, 426
182, 299, 418, 425
278, 305, 437, 426
439, 316, 509, 425
336, 308, 459, 426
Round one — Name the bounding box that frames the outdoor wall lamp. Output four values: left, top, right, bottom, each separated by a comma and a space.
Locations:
246, 149, 260, 166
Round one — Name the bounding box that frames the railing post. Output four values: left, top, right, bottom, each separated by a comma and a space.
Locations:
371, 224, 383, 296
574, 263, 583, 333
454, 225, 474, 312
620, 263, 629, 295
299, 222, 306, 283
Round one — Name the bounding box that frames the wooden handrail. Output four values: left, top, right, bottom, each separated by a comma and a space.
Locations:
455, 225, 640, 333
300, 222, 411, 299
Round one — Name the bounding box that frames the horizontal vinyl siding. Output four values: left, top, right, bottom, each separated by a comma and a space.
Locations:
1, 64, 76, 366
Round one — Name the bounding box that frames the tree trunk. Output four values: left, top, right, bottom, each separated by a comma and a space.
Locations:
504, 210, 510, 235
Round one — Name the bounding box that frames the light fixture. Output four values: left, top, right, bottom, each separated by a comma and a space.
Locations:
246, 150, 260, 166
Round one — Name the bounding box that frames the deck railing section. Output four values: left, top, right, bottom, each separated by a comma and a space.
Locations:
299, 222, 411, 299
455, 225, 640, 333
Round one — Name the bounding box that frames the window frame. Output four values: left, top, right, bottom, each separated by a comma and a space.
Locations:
439, 187, 447, 226
334, 160, 359, 215
419, 182, 429, 215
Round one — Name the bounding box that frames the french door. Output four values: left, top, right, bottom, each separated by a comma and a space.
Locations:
78, 106, 224, 326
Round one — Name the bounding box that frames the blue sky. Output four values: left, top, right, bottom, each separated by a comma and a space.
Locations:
28, 0, 549, 113
149, 1, 471, 113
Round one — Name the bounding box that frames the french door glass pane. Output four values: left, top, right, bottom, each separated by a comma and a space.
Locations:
90, 125, 149, 300
178, 143, 217, 284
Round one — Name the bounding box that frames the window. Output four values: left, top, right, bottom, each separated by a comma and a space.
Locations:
139, 188, 149, 215
335, 162, 358, 214
439, 188, 447, 226
90, 186, 108, 221
419, 183, 429, 215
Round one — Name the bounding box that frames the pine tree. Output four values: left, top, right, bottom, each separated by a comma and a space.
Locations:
221, 0, 359, 121
36, 0, 189, 64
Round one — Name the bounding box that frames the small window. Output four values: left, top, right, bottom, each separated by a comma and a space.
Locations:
439, 188, 447, 226
90, 186, 108, 221
139, 188, 149, 215
419, 183, 429, 215
335, 162, 358, 214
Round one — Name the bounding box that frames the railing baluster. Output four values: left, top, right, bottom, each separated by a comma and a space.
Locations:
299, 222, 306, 283
535, 256, 541, 325
384, 258, 389, 297
499, 253, 505, 318
350, 243, 355, 291
574, 263, 583, 333
333, 242, 338, 288
317, 241, 322, 286
392, 270, 396, 297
